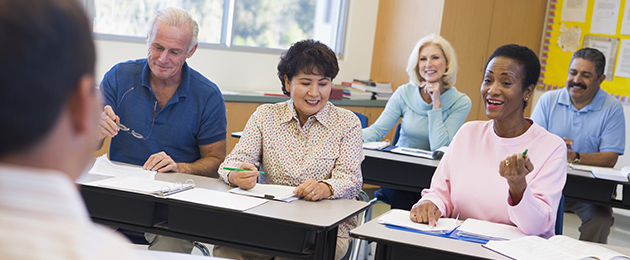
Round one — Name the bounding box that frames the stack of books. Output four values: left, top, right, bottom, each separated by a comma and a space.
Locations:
349, 79, 393, 100
333, 84, 374, 100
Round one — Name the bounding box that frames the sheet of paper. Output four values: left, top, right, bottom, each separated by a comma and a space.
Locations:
583, 35, 619, 80
590, 0, 621, 35
615, 40, 630, 78
89, 154, 156, 179
621, 0, 630, 35
85, 176, 176, 195
229, 183, 298, 202
562, 0, 588, 22
168, 188, 267, 211
457, 218, 527, 241
378, 209, 460, 234
484, 236, 591, 260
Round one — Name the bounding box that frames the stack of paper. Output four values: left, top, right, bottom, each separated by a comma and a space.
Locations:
85, 176, 192, 197
389, 146, 447, 160
456, 218, 527, 241
363, 141, 391, 150
378, 209, 460, 235
229, 183, 298, 202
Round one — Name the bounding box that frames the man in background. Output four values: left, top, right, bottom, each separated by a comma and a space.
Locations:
98, 7, 227, 253
0, 0, 140, 258
531, 47, 626, 243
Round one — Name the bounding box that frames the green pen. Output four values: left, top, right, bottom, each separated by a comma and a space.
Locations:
223, 167, 266, 175
522, 149, 528, 158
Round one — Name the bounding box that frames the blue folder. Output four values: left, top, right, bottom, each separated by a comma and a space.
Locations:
385, 224, 489, 244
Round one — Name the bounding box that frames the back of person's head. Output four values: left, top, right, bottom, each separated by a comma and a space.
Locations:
406, 34, 458, 88
0, 0, 95, 158
485, 44, 540, 108
147, 7, 199, 54
572, 48, 606, 78
277, 39, 339, 96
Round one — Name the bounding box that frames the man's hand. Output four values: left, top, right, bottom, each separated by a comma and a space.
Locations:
143, 151, 179, 173
99, 105, 119, 140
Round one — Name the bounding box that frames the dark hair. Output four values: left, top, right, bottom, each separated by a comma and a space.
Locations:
572, 48, 606, 77
485, 44, 540, 108
0, 0, 95, 157
277, 39, 339, 96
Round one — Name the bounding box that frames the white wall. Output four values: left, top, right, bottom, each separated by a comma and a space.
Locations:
532, 89, 630, 168
94, 0, 379, 94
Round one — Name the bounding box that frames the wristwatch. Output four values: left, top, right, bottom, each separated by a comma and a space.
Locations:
572, 152, 581, 164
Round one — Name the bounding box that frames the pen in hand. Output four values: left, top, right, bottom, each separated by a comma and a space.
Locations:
522, 149, 528, 158
223, 167, 266, 175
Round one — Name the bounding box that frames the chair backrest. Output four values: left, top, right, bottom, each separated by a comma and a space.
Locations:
555, 195, 564, 235
392, 123, 402, 146
351, 111, 368, 128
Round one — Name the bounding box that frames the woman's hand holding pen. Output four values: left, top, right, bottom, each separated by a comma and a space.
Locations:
293, 179, 331, 201
227, 163, 259, 190
409, 201, 442, 227
499, 150, 534, 205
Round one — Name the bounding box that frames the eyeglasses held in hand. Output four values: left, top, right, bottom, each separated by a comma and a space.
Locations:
116, 87, 157, 140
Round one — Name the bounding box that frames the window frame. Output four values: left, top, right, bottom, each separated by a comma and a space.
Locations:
86, 0, 348, 55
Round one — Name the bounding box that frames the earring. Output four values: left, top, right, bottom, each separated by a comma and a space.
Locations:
524, 97, 529, 101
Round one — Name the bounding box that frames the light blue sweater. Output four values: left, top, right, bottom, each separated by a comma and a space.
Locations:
362, 83, 472, 151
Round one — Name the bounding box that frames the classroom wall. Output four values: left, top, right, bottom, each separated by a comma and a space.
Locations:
93, 0, 379, 93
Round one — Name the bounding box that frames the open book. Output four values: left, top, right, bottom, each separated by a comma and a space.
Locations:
229, 183, 298, 202
484, 235, 630, 260
85, 176, 194, 197
378, 209, 460, 234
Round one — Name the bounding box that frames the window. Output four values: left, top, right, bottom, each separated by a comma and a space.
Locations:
89, 0, 348, 53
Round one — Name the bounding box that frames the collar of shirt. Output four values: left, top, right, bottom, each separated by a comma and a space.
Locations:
558, 87, 607, 112
280, 100, 334, 129
140, 60, 191, 105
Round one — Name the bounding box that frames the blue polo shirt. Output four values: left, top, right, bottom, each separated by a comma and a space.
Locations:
531, 88, 625, 155
101, 59, 227, 166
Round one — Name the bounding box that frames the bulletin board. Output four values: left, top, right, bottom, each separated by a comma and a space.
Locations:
540, 0, 630, 103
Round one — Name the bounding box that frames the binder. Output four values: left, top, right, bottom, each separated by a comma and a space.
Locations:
84, 176, 195, 197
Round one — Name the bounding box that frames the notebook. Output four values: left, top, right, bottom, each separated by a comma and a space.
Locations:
378, 209, 460, 234
85, 176, 194, 197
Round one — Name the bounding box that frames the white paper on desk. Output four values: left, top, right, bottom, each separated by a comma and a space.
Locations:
378, 209, 460, 234
168, 188, 267, 211
456, 218, 527, 241
363, 141, 390, 150
84, 176, 179, 195
229, 184, 298, 202
89, 154, 156, 179
591, 166, 630, 182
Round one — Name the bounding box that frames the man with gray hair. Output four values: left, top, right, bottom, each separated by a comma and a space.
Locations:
98, 7, 227, 253
532, 47, 625, 243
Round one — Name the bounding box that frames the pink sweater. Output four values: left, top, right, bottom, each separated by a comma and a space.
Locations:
417, 120, 567, 237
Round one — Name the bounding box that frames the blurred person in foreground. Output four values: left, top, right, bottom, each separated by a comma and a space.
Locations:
0, 0, 145, 258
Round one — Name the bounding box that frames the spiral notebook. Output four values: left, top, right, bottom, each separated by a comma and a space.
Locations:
84, 176, 195, 197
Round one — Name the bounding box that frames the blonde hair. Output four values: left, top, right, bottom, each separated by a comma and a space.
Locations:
146, 7, 199, 54
406, 34, 458, 88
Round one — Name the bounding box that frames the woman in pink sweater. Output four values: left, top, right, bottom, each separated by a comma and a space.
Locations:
410, 44, 567, 237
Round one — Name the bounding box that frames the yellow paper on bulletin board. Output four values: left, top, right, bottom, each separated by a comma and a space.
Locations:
541, 0, 630, 103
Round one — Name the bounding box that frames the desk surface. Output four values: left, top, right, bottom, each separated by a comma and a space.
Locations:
351, 216, 630, 260
81, 171, 369, 259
